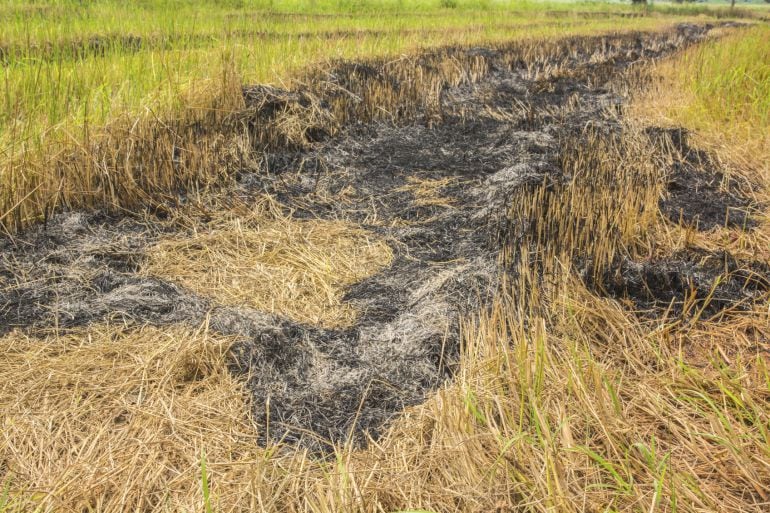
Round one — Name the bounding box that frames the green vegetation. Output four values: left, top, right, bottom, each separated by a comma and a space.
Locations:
674, 25, 769, 150
634, 24, 769, 183
1, 0, 664, 144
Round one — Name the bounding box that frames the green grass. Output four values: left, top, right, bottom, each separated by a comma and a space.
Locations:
680, 25, 770, 135
201, 449, 214, 513
2, 0, 761, 150
0, 2, 650, 145
634, 23, 770, 178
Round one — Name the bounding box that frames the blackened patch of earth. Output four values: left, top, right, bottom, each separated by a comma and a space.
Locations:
596, 249, 770, 318
647, 127, 758, 231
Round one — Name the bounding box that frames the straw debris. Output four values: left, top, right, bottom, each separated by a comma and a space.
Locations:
144, 205, 393, 328
0, 324, 269, 513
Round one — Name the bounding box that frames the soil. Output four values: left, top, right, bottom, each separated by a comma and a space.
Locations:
1, 23, 767, 453
648, 127, 759, 231
596, 249, 770, 317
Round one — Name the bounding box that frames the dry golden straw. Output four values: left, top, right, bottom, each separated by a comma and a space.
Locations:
144, 204, 392, 328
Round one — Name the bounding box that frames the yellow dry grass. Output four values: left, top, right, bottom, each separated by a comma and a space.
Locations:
395, 176, 460, 209
2, 273, 768, 512
143, 202, 392, 328
0, 325, 266, 512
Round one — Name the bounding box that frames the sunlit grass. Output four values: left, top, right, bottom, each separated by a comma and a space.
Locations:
634, 24, 770, 176
1, 10, 770, 510
683, 26, 770, 156
1, 10, 673, 146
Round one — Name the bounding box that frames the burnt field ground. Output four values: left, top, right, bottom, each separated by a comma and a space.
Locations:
1, 16, 770, 513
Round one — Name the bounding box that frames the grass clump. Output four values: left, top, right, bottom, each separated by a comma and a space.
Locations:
631, 24, 770, 269
686, 27, 770, 130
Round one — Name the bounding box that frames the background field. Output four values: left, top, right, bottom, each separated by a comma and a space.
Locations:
2, 2, 770, 513
1, 0, 766, 230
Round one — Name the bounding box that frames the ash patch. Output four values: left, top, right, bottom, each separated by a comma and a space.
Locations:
596, 249, 770, 318
648, 128, 757, 230
0, 213, 206, 336
355, 119, 519, 176
225, 29, 721, 450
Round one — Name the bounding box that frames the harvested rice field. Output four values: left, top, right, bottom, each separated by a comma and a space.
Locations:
2, 1, 770, 512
